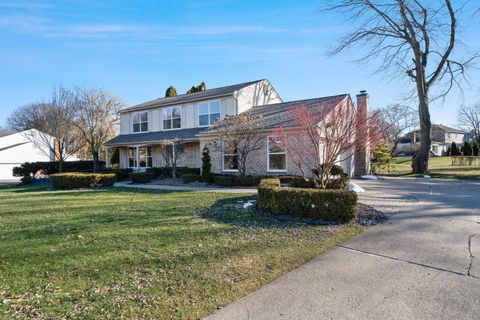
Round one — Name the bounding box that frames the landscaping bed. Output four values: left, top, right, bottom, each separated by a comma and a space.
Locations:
0, 185, 363, 319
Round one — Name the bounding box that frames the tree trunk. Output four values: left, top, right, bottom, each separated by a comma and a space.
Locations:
58, 160, 63, 173
92, 147, 99, 173
412, 98, 431, 173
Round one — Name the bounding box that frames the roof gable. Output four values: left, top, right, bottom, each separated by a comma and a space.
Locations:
122, 79, 265, 113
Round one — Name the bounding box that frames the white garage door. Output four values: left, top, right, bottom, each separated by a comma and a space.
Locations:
0, 163, 20, 180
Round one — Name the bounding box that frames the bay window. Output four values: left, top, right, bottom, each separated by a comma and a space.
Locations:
198, 100, 221, 127
128, 146, 153, 169
222, 140, 238, 171
133, 112, 148, 133
267, 136, 286, 171
163, 107, 181, 130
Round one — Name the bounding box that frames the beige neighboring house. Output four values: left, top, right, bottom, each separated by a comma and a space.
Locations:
397, 124, 466, 156
105, 79, 370, 177
0, 129, 78, 180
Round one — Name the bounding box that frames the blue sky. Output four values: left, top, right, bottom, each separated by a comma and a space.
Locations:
1, 0, 479, 127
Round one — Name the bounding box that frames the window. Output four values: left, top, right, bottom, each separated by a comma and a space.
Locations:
133, 112, 148, 133
222, 140, 238, 171
128, 146, 152, 168
163, 107, 181, 130
198, 100, 221, 127
267, 136, 286, 171
128, 147, 137, 168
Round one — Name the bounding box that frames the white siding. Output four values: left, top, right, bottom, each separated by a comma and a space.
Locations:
234, 79, 283, 114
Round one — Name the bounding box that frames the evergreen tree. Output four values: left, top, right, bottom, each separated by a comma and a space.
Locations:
165, 86, 177, 97
186, 82, 207, 94
371, 142, 395, 173
450, 142, 460, 156
201, 145, 212, 182
473, 143, 479, 156
463, 142, 473, 156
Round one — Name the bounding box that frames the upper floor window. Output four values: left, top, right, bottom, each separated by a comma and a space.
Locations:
198, 100, 220, 127
163, 107, 181, 130
133, 112, 148, 133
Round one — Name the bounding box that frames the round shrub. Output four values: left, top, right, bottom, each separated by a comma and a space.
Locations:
130, 172, 153, 184
257, 185, 357, 223
50, 173, 116, 189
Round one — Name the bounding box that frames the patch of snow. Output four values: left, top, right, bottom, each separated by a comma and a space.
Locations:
361, 175, 378, 180
243, 200, 256, 209
423, 175, 431, 178
348, 183, 365, 193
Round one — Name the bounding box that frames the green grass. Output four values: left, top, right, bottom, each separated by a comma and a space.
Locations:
0, 186, 362, 319
384, 156, 480, 180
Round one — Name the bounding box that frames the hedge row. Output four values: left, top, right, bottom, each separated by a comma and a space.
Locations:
211, 175, 261, 187
13, 161, 106, 178
130, 172, 154, 183
181, 174, 200, 184
146, 167, 201, 179
258, 183, 357, 223
50, 173, 116, 189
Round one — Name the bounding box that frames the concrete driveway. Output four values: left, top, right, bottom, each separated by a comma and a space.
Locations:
206, 177, 480, 320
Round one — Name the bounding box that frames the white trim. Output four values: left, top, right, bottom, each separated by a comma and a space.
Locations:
221, 140, 239, 172
266, 136, 287, 173
162, 106, 182, 131
197, 99, 221, 127
127, 145, 153, 169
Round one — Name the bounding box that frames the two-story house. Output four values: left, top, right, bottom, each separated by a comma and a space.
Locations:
105, 79, 369, 177
397, 124, 466, 156
106, 80, 281, 169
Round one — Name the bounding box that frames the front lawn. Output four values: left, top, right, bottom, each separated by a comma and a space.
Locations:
0, 186, 362, 319
385, 156, 480, 180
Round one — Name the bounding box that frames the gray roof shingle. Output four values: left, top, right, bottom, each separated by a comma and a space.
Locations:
121, 79, 265, 113
105, 127, 207, 146
199, 94, 349, 135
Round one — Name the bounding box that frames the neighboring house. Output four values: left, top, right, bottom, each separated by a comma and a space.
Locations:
0, 129, 78, 180
396, 124, 466, 156
105, 79, 369, 177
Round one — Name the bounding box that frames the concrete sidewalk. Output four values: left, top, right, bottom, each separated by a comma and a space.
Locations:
114, 180, 257, 194
206, 177, 480, 320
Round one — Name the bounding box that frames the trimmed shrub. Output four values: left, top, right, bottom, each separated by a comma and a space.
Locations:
259, 178, 281, 187
182, 174, 201, 184
213, 175, 235, 187
201, 146, 212, 182
258, 186, 357, 223
330, 165, 345, 176
50, 173, 116, 189
146, 167, 201, 179
101, 168, 133, 181
278, 176, 315, 188
12, 161, 106, 178
325, 176, 350, 190
130, 172, 153, 184
20, 175, 33, 184
234, 176, 261, 187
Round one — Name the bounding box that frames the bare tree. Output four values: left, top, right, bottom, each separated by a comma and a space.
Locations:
327, 0, 477, 173
457, 102, 480, 144
0, 125, 12, 137
74, 87, 123, 172
273, 98, 384, 188
160, 139, 185, 179
208, 112, 263, 176
378, 104, 418, 155
7, 87, 83, 172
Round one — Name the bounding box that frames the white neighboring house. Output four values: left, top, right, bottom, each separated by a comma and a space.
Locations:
0, 129, 78, 180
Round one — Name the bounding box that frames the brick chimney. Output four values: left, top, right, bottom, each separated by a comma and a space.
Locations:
354, 90, 370, 176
